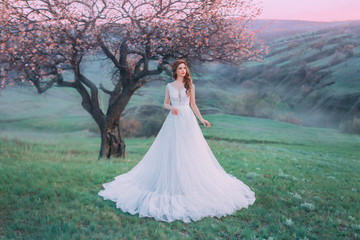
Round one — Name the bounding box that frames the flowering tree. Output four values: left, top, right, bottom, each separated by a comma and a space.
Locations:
0, 0, 266, 159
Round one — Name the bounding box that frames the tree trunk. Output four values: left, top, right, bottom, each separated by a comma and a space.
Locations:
96, 73, 134, 159
99, 120, 126, 159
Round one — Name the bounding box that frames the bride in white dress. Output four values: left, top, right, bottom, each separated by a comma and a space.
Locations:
98, 59, 256, 223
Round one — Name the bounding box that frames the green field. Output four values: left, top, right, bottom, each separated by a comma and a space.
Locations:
1, 86, 359, 239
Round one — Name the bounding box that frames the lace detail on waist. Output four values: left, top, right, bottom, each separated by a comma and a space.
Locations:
172, 103, 190, 107
168, 83, 190, 107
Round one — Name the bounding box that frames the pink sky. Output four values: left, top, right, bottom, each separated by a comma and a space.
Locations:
258, 0, 360, 22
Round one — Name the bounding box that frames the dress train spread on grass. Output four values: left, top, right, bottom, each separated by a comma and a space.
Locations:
98, 83, 256, 223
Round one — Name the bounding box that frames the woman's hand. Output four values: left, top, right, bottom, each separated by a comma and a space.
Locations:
171, 107, 178, 115
201, 119, 211, 128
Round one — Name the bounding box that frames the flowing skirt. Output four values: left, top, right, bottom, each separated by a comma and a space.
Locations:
98, 105, 256, 223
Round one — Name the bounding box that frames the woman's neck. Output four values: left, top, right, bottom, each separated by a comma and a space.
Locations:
176, 77, 184, 82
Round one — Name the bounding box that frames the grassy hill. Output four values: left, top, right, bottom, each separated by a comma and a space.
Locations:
236, 21, 360, 128
1, 102, 360, 238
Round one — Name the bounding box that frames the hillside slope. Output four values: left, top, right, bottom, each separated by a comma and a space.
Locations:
233, 22, 360, 127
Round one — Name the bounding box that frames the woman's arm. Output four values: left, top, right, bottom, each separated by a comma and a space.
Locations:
164, 85, 178, 115
190, 84, 211, 128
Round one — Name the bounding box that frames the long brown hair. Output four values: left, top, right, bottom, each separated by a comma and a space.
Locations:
171, 59, 193, 96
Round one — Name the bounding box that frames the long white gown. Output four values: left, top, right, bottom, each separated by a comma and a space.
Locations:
98, 82, 256, 223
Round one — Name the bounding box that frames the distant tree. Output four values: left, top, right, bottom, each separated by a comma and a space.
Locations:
291, 63, 334, 106
287, 42, 298, 50
329, 51, 346, 66
342, 44, 355, 57
311, 41, 325, 52
1, 0, 266, 159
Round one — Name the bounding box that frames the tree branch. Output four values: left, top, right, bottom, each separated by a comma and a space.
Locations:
30, 75, 56, 94
97, 34, 122, 69
133, 64, 163, 82
99, 82, 113, 94
79, 73, 100, 108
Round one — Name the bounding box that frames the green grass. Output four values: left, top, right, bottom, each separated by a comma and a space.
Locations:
1, 113, 359, 239
1, 35, 360, 237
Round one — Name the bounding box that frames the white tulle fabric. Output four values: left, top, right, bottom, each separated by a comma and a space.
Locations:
98, 83, 256, 223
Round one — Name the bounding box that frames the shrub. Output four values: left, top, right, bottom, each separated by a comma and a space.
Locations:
275, 112, 302, 126
328, 51, 346, 66
339, 116, 360, 135
287, 42, 298, 49
227, 91, 281, 119
311, 41, 325, 51
342, 44, 355, 57
254, 93, 281, 118
263, 66, 281, 81
122, 104, 168, 137
227, 92, 258, 116
122, 118, 142, 137
139, 116, 164, 137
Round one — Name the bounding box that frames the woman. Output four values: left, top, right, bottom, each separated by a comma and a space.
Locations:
98, 59, 256, 223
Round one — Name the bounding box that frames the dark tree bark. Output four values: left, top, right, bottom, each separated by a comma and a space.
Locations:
98, 89, 133, 159
100, 121, 126, 159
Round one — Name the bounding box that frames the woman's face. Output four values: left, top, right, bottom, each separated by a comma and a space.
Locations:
176, 63, 187, 78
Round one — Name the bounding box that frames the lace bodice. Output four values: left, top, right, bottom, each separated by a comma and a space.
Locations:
167, 83, 190, 107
